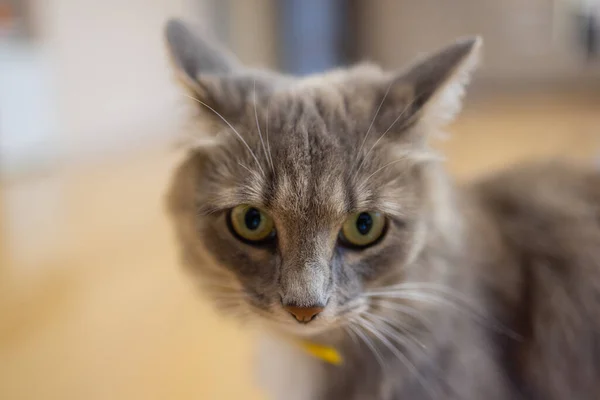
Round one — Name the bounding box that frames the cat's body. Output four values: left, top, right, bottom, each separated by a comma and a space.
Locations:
255, 163, 600, 400
164, 19, 600, 399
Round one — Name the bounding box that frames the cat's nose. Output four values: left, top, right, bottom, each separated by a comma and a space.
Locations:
283, 304, 324, 323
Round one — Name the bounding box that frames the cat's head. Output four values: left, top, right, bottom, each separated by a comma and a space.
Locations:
165, 19, 480, 337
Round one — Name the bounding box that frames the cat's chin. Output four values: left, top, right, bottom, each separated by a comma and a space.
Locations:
264, 318, 343, 339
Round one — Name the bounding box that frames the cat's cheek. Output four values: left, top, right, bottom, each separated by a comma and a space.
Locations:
199, 216, 277, 278
340, 227, 416, 282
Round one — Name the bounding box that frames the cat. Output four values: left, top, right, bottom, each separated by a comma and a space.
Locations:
164, 19, 600, 400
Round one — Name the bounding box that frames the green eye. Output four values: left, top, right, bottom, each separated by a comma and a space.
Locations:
339, 212, 386, 248
229, 205, 275, 243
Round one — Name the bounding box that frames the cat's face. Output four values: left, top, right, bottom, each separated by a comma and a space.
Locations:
165, 20, 480, 336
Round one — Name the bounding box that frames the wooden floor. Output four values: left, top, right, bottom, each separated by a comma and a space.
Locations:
1, 93, 599, 400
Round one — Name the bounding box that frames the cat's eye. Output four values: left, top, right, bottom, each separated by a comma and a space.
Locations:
228, 205, 276, 243
339, 212, 386, 248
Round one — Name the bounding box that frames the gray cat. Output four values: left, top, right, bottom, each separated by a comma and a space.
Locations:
165, 19, 600, 400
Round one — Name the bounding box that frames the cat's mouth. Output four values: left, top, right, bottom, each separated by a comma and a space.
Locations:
273, 319, 333, 336
227, 288, 368, 336
258, 299, 368, 338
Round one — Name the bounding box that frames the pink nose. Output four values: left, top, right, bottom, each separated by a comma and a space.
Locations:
284, 305, 324, 323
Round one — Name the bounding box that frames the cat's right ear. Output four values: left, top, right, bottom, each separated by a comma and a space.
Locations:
164, 18, 239, 89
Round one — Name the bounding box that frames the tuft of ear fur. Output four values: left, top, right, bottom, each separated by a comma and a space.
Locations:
413, 37, 482, 128
371, 37, 482, 137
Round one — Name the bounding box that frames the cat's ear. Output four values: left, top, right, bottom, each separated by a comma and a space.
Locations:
165, 19, 253, 123
165, 18, 239, 82
372, 37, 481, 135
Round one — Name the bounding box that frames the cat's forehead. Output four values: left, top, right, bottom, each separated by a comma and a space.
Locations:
235, 64, 385, 145
201, 71, 421, 219
229, 129, 409, 221
270, 164, 349, 222
257, 95, 362, 216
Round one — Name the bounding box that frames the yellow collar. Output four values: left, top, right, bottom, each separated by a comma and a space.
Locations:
297, 340, 342, 365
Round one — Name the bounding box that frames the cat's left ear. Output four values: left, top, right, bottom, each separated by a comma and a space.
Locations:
372, 37, 482, 134
165, 18, 239, 82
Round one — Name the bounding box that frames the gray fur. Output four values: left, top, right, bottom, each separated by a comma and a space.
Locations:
165, 19, 600, 399
165, 19, 238, 77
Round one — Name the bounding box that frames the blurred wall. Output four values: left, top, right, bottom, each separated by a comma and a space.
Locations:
41, 0, 211, 162
1, 0, 213, 176
6, 0, 597, 178
355, 0, 600, 88
226, 0, 278, 69
0, 35, 53, 173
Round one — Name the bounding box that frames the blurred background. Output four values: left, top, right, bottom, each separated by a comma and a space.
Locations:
1, 0, 599, 399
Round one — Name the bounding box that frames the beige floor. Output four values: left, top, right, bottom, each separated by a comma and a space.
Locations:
1, 93, 599, 400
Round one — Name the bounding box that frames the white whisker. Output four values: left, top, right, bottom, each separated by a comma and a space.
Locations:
344, 325, 360, 347
348, 322, 386, 371
364, 311, 427, 350
374, 299, 434, 331
353, 81, 394, 173
368, 283, 484, 312
373, 281, 467, 295
265, 96, 275, 172
368, 288, 520, 340
183, 93, 265, 176
360, 158, 407, 186
238, 161, 260, 177
362, 95, 419, 162
358, 316, 438, 399
253, 79, 272, 172
365, 291, 460, 308
355, 91, 426, 178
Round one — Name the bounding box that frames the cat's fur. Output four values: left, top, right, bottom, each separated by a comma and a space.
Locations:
164, 19, 600, 399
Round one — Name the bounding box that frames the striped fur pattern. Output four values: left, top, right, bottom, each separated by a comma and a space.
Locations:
165, 19, 600, 399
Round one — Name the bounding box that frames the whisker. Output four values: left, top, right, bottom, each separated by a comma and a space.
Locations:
358, 316, 439, 399
265, 95, 275, 172
373, 281, 469, 296
359, 151, 445, 188
238, 161, 260, 178
364, 311, 427, 351
365, 290, 449, 301
365, 291, 470, 313
182, 93, 265, 176
355, 92, 426, 178
353, 81, 394, 173
344, 325, 360, 347
360, 158, 407, 186
336, 298, 366, 313
348, 322, 386, 371
373, 299, 434, 331
253, 79, 272, 172
179, 130, 219, 149
367, 283, 487, 315
369, 283, 477, 304
366, 94, 421, 154
368, 289, 521, 340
